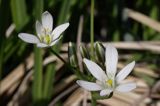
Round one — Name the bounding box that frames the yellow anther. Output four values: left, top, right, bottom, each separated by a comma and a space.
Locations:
44, 35, 51, 44
106, 79, 113, 87
39, 28, 52, 44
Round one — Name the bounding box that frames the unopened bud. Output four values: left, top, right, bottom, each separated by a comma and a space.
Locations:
79, 45, 90, 59
68, 42, 78, 68
94, 42, 105, 64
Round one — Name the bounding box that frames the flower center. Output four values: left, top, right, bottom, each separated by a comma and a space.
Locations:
44, 35, 51, 44
39, 28, 52, 44
106, 79, 113, 87
39, 34, 52, 44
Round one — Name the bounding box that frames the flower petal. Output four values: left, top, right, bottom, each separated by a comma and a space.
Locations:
49, 38, 60, 46
76, 80, 102, 91
42, 11, 53, 31
37, 43, 48, 48
52, 23, 69, 40
100, 89, 113, 96
18, 33, 39, 44
105, 44, 118, 77
116, 61, 135, 83
116, 82, 136, 92
83, 58, 107, 82
36, 21, 43, 36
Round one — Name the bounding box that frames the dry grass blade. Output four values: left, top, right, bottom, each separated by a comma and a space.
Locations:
63, 41, 160, 54
124, 8, 160, 33
103, 42, 160, 53
49, 84, 78, 106
5, 24, 15, 38
118, 63, 158, 78
76, 15, 84, 72
0, 54, 34, 95
76, 15, 88, 106
7, 71, 33, 106
152, 80, 160, 93
0, 50, 67, 95
64, 88, 86, 106
54, 75, 77, 96
6, 53, 67, 105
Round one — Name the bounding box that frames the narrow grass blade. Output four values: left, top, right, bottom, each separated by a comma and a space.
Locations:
10, 0, 29, 31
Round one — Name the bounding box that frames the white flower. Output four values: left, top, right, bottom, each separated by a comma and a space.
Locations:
77, 44, 136, 96
18, 11, 69, 48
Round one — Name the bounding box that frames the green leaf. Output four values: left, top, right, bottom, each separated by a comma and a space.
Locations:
33, 0, 44, 20
43, 63, 56, 103
57, 0, 77, 25
0, 0, 10, 83
10, 0, 29, 31
32, 0, 44, 104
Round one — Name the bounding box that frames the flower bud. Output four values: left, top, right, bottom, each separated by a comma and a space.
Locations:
94, 42, 105, 64
79, 44, 90, 59
68, 42, 78, 68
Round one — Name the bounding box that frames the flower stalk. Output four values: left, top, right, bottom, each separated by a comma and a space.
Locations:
90, 0, 94, 60
50, 48, 66, 64
90, 0, 97, 104
91, 92, 97, 106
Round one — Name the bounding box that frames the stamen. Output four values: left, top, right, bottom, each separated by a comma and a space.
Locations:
44, 35, 51, 44
40, 28, 52, 44
106, 79, 113, 87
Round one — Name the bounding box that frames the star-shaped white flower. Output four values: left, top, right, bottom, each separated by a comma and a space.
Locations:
77, 44, 136, 96
18, 11, 69, 48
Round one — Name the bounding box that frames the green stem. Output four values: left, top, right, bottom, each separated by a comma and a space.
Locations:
50, 48, 66, 64
90, 0, 94, 60
32, 0, 43, 104
91, 93, 96, 106
43, 63, 56, 103
33, 47, 43, 102
50, 48, 87, 80
91, 0, 96, 98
